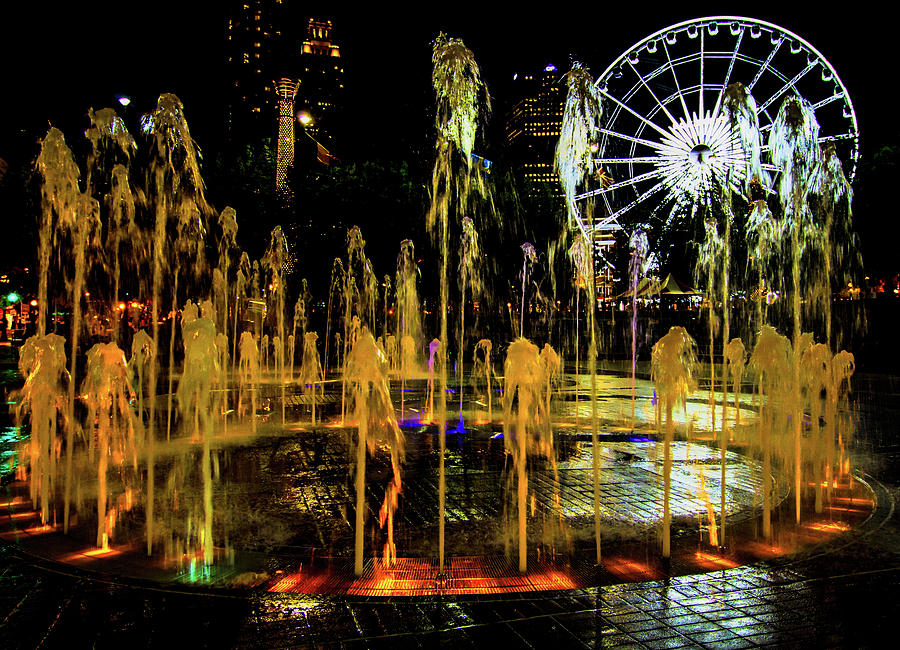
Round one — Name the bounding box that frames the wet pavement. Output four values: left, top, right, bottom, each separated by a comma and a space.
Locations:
2, 360, 900, 647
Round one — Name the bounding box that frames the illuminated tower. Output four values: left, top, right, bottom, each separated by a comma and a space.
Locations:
275, 78, 300, 195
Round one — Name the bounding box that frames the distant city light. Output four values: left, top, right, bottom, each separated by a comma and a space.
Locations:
6, 293, 19, 303
297, 112, 312, 125
544, 63, 557, 72
117, 96, 132, 107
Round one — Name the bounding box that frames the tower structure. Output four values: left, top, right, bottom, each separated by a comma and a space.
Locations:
275, 78, 300, 195
505, 64, 564, 196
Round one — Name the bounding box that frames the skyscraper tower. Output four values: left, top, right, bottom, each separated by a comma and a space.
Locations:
505, 64, 564, 196
275, 78, 300, 194
297, 18, 344, 144
225, 0, 288, 137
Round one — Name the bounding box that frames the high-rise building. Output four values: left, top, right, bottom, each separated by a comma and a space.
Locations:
505, 63, 617, 298
504, 63, 564, 195
224, 0, 289, 137
296, 18, 344, 145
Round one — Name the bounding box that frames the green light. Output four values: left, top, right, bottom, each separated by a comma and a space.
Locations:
6, 293, 19, 303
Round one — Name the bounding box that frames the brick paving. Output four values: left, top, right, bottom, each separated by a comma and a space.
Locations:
1, 364, 899, 647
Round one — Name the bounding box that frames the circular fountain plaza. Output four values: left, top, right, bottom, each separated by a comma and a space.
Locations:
0, 20, 884, 649
0, 346, 873, 596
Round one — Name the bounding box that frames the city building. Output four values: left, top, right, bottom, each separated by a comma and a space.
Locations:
224, 0, 290, 137
504, 63, 564, 195
296, 18, 344, 145
504, 63, 616, 297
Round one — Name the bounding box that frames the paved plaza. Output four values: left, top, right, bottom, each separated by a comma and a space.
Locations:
1, 357, 899, 647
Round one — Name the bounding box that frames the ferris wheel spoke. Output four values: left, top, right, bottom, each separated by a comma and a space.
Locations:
593, 180, 669, 226
819, 133, 856, 143
600, 191, 614, 217
599, 128, 661, 151
662, 39, 691, 121
699, 30, 705, 117
593, 157, 659, 165
599, 89, 673, 141
712, 27, 745, 118
812, 94, 844, 110
575, 168, 663, 200
628, 62, 678, 125
757, 60, 818, 114
748, 35, 785, 92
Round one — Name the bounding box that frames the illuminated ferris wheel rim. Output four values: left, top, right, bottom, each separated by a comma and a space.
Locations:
576, 16, 858, 239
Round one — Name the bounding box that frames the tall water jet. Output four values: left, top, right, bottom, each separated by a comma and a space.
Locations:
176, 306, 219, 565
518, 243, 537, 339
129, 330, 154, 426
395, 239, 422, 420
651, 327, 697, 558
556, 59, 603, 564
503, 338, 550, 573
458, 218, 482, 429
750, 325, 792, 538
720, 337, 746, 546
35, 127, 94, 532
628, 230, 650, 426
324, 258, 344, 375
696, 215, 722, 432
15, 334, 68, 524
36, 128, 81, 338
264, 227, 288, 423
238, 331, 259, 433
106, 164, 139, 346
85, 108, 137, 348
144, 94, 209, 554
233, 252, 251, 376
428, 32, 490, 571
566, 231, 591, 432
82, 342, 139, 548
811, 144, 853, 349
746, 196, 777, 331
341, 228, 377, 424
770, 95, 820, 524
345, 330, 404, 575
473, 339, 493, 422
299, 332, 323, 425
770, 95, 820, 343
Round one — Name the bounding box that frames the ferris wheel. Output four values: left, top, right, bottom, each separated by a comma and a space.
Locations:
579, 16, 858, 236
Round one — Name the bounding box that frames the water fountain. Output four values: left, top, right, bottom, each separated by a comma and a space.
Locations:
1, 24, 871, 599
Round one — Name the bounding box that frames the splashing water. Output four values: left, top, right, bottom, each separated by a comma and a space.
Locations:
82, 342, 139, 549
472, 339, 493, 423
345, 330, 404, 574
15, 334, 68, 524
555, 61, 603, 237
428, 33, 490, 572
457, 218, 483, 430
629, 230, 650, 425
298, 332, 323, 425
503, 338, 551, 573
651, 327, 698, 558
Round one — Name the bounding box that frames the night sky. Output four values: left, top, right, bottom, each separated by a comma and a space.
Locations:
0, 3, 892, 269
0, 4, 889, 146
